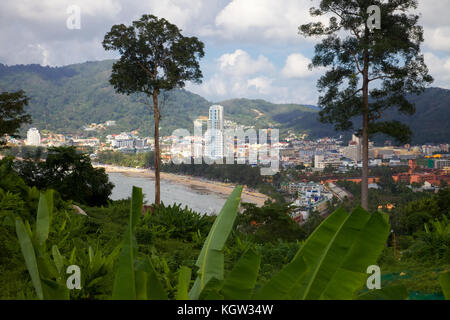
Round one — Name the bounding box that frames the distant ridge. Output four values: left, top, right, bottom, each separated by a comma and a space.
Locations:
0, 60, 449, 144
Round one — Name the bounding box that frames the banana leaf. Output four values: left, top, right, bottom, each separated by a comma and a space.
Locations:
221, 248, 260, 300
440, 272, 450, 300
189, 186, 243, 300
253, 254, 308, 300
35, 190, 53, 246
51, 245, 64, 276
16, 217, 44, 300
135, 256, 168, 300
176, 266, 192, 300
135, 271, 148, 300
198, 278, 224, 300
287, 207, 390, 300
42, 279, 70, 300
357, 285, 409, 300
112, 186, 143, 300
318, 210, 390, 300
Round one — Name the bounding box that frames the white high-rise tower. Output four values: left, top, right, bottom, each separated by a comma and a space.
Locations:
205, 105, 224, 159
26, 128, 41, 146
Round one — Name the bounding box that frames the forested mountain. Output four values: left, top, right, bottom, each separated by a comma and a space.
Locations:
0, 60, 449, 144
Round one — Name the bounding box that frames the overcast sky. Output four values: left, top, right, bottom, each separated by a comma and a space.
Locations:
0, 0, 449, 104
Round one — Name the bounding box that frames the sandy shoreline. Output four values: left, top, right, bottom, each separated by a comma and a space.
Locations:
94, 164, 269, 207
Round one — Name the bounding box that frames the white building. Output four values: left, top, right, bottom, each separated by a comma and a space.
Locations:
314, 154, 324, 168
205, 105, 224, 159
26, 128, 41, 146
342, 134, 362, 162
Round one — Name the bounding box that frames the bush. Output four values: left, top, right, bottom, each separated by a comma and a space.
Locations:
138, 203, 215, 242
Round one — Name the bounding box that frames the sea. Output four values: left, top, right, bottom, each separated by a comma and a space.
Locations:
107, 172, 228, 215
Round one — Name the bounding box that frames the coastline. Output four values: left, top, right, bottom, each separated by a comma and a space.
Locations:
94, 164, 269, 207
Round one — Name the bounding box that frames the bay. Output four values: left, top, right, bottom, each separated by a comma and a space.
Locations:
108, 172, 228, 215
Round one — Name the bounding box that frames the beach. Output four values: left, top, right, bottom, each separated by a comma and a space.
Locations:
94, 164, 269, 207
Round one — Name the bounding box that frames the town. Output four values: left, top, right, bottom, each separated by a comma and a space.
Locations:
4, 104, 449, 225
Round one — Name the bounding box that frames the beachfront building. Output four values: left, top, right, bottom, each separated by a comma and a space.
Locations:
26, 128, 41, 146
205, 105, 224, 159
341, 134, 362, 162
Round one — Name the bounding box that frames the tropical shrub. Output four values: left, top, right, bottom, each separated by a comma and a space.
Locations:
109, 186, 397, 300
139, 203, 215, 242
15, 147, 114, 206
237, 201, 305, 243
15, 186, 449, 300
403, 215, 450, 263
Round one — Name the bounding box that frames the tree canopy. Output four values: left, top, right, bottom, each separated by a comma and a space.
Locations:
300, 0, 433, 209
102, 14, 204, 97
103, 14, 205, 205
300, 0, 433, 142
15, 147, 114, 207
0, 90, 31, 148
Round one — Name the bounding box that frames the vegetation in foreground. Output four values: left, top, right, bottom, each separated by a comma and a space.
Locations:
0, 153, 449, 300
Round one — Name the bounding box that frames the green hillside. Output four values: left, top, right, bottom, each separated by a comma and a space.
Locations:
0, 60, 212, 136
0, 60, 449, 144
0, 61, 316, 137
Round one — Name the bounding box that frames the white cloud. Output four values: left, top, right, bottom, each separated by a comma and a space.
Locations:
0, 0, 449, 105
417, 0, 450, 53
218, 49, 274, 76
187, 73, 228, 98
187, 48, 322, 104
247, 77, 273, 95
188, 49, 279, 100
424, 52, 450, 89
281, 53, 322, 79
214, 0, 322, 42
4, 0, 122, 22
424, 27, 450, 53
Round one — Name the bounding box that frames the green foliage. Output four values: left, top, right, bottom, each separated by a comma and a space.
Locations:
103, 14, 205, 97
161, 161, 265, 189
404, 217, 450, 263
220, 248, 261, 300
97, 151, 154, 169
189, 186, 243, 299
0, 90, 31, 148
357, 285, 409, 300
4, 162, 447, 300
112, 187, 143, 299
0, 156, 30, 200
137, 203, 214, 243
261, 208, 390, 300
15, 147, 114, 206
175, 266, 192, 300
253, 251, 308, 300
237, 202, 305, 243
377, 247, 449, 298
300, 211, 325, 239
336, 179, 436, 215
116, 188, 391, 300
15, 191, 70, 300
439, 272, 450, 300
300, 0, 433, 144
0, 61, 448, 143
15, 218, 44, 299
391, 187, 450, 236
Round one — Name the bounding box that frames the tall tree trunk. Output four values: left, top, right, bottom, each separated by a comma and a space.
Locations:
361, 48, 370, 211
153, 91, 161, 206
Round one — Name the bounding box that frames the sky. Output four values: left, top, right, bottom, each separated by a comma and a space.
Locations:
0, 0, 449, 105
